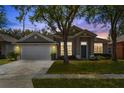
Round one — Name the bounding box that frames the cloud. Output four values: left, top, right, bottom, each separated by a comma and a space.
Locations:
96, 31, 109, 39
74, 18, 110, 39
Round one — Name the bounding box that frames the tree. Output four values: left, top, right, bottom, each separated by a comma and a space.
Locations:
13, 5, 31, 32
41, 28, 51, 36
80, 5, 124, 62
0, 6, 7, 29
30, 5, 80, 63
0, 28, 34, 39
117, 20, 124, 36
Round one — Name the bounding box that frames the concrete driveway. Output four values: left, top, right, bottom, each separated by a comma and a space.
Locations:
0, 60, 53, 88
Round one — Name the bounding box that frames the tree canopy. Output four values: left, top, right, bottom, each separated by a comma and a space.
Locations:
13, 5, 31, 31
0, 6, 7, 29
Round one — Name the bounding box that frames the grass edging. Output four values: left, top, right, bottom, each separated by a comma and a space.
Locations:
0, 59, 12, 65
32, 78, 124, 88
47, 60, 124, 74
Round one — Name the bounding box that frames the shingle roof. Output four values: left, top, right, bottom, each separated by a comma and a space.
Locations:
0, 33, 17, 43
17, 32, 56, 43
53, 25, 97, 38
108, 35, 124, 44
95, 37, 109, 42
72, 25, 97, 37
117, 35, 124, 42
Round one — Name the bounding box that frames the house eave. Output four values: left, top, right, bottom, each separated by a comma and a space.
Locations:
14, 42, 58, 45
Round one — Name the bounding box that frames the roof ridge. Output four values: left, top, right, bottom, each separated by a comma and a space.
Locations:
35, 33, 55, 42
72, 25, 97, 36
18, 33, 35, 42
17, 32, 55, 43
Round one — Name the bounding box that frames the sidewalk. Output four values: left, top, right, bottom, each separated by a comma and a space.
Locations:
34, 74, 124, 79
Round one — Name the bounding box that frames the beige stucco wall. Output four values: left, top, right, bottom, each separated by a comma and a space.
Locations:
73, 36, 95, 59
56, 36, 96, 59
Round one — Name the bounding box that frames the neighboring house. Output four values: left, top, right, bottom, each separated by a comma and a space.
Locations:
0, 34, 17, 56
109, 35, 124, 59
52, 25, 109, 59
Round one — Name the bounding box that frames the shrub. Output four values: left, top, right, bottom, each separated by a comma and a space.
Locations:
89, 54, 97, 61
57, 55, 78, 60
51, 53, 56, 60
0, 55, 6, 59
7, 52, 19, 61
94, 53, 111, 60
97, 55, 106, 60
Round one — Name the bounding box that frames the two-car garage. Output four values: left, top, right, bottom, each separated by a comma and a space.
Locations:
20, 44, 51, 60
15, 32, 56, 60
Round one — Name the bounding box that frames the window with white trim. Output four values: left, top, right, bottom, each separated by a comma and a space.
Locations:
61, 42, 72, 56
94, 43, 103, 53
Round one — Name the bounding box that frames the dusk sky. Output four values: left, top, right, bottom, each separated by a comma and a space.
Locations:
4, 5, 110, 39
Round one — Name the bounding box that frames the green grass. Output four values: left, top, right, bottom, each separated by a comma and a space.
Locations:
0, 59, 12, 65
47, 60, 124, 74
32, 79, 124, 88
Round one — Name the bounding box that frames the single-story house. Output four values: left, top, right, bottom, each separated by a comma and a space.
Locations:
15, 25, 109, 60
0, 34, 17, 57
0, 25, 109, 60
109, 35, 124, 59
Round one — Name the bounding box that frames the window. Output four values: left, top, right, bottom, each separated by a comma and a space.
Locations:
61, 42, 72, 55
81, 42, 87, 45
94, 43, 103, 53
108, 47, 112, 54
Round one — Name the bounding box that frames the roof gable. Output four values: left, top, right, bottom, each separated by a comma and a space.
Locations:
17, 32, 55, 43
53, 25, 97, 39
72, 25, 97, 37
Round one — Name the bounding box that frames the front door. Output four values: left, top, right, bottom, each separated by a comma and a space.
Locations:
81, 45, 87, 59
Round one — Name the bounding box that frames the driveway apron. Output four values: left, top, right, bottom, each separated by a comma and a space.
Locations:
0, 60, 53, 88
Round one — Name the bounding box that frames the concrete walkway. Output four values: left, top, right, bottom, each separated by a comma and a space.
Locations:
34, 74, 124, 79
0, 60, 53, 88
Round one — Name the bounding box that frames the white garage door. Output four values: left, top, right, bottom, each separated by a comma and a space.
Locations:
21, 44, 51, 60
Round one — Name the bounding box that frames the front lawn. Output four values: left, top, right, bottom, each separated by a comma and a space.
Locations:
47, 60, 124, 74
32, 79, 124, 88
0, 59, 12, 65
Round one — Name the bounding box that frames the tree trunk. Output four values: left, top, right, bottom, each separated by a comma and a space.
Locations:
112, 40, 117, 62
23, 16, 25, 32
111, 30, 117, 62
63, 33, 69, 64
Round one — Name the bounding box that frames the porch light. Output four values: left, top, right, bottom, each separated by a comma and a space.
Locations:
51, 45, 57, 54
14, 45, 20, 54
